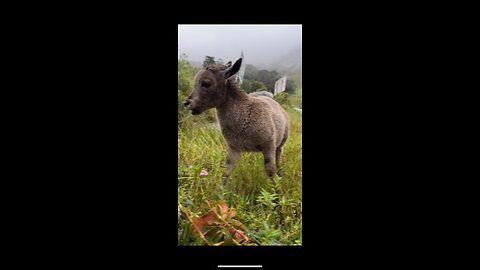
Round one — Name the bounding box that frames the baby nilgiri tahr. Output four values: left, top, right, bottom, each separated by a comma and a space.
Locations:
184, 58, 290, 184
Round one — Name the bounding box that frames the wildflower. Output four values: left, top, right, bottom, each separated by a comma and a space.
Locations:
200, 170, 209, 176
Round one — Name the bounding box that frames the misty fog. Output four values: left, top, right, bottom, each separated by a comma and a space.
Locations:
178, 25, 301, 68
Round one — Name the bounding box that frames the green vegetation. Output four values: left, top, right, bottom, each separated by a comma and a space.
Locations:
243, 64, 297, 94
178, 58, 302, 246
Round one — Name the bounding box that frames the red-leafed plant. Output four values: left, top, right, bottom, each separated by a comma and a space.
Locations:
179, 200, 251, 246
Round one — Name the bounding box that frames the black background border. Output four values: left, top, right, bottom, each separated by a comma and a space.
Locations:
10, 9, 471, 267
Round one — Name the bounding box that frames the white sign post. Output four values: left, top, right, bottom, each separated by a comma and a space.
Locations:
274, 75, 287, 95
236, 50, 245, 85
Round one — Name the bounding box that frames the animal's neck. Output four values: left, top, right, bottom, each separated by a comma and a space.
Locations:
217, 79, 249, 113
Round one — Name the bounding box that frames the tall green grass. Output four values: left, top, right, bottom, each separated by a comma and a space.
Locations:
178, 107, 302, 245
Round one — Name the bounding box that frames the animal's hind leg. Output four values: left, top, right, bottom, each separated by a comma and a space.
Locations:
262, 144, 277, 178
275, 146, 283, 176
222, 147, 240, 185
275, 134, 288, 176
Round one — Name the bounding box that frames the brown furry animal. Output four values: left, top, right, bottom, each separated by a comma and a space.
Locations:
184, 58, 290, 184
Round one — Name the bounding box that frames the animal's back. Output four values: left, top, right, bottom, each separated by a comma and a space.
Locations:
249, 91, 274, 98
255, 96, 290, 148
217, 96, 289, 151
238, 96, 289, 150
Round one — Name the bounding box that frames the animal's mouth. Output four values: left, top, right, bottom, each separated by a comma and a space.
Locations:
191, 108, 202, 115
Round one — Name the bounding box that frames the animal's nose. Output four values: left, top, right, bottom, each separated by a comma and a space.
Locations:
183, 100, 191, 107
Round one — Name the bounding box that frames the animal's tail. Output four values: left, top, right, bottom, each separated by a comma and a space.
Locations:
248, 91, 274, 99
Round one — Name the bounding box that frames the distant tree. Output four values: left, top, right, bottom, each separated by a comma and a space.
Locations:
257, 70, 281, 92
179, 53, 188, 60
243, 64, 290, 93
285, 79, 297, 94
244, 64, 258, 80
271, 70, 280, 80
178, 58, 195, 96
257, 70, 271, 84
274, 92, 291, 107
251, 80, 268, 92
178, 57, 196, 122
242, 79, 268, 94
242, 79, 253, 93
203, 56, 215, 67
216, 58, 224, 65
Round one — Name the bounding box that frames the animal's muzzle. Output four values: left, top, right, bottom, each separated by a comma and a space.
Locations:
191, 108, 201, 115
184, 99, 202, 114
183, 99, 191, 109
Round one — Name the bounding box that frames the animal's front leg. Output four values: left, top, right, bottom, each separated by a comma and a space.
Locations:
222, 146, 240, 185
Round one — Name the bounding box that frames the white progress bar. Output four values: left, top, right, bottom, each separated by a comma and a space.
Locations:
218, 266, 262, 268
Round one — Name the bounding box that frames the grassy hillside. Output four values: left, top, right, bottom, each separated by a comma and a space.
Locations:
178, 58, 302, 245
289, 68, 302, 89
178, 108, 302, 246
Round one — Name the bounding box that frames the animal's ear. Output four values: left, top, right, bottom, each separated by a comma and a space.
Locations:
224, 58, 242, 79
225, 61, 232, 68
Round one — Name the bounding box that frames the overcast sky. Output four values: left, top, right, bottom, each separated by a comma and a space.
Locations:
178, 25, 302, 66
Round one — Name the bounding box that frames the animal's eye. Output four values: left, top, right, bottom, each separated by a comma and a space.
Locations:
201, 80, 211, 88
